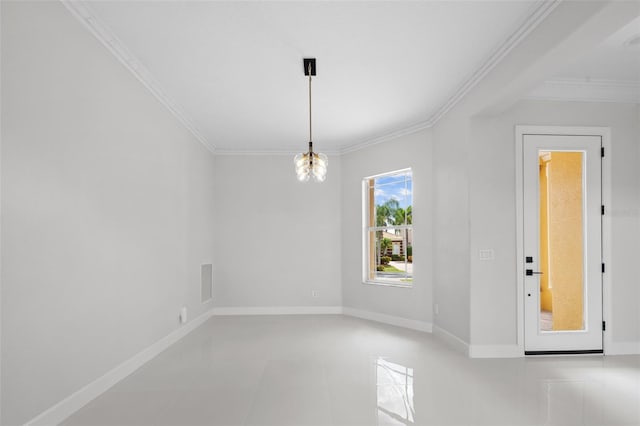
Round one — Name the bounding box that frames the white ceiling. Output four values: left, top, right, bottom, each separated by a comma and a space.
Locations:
81, 1, 541, 153
554, 15, 640, 82
525, 14, 640, 104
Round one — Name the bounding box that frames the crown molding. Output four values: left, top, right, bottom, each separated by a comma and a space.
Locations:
335, 0, 560, 156
61, 0, 216, 154
213, 125, 430, 156
214, 149, 341, 156
339, 119, 433, 155
524, 78, 640, 104
426, 0, 561, 126
61, 0, 558, 157
214, 150, 300, 156
214, 116, 433, 156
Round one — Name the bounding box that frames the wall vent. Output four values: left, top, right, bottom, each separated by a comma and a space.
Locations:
201, 264, 213, 302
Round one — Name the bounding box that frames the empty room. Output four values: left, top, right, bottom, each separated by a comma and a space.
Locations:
2, 0, 640, 425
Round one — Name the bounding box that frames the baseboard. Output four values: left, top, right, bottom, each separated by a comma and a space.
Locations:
25, 307, 217, 426
211, 306, 343, 315
468, 344, 522, 358
211, 305, 432, 333
342, 307, 432, 332
23, 305, 434, 425
432, 325, 470, 355
606, 340, 640, 355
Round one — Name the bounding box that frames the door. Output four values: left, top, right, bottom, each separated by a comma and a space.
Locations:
523, 134, 603, 353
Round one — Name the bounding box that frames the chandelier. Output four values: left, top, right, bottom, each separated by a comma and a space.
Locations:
294, 58, 328, 182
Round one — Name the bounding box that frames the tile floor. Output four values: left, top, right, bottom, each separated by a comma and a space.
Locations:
63, 315, 640, 426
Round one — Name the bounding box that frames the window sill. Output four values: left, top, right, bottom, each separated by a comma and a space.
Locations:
362, 280, 413, 289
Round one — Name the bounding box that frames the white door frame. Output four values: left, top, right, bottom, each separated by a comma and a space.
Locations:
515, 126, 612, 355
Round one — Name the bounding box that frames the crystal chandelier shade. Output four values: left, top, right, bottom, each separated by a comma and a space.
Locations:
294, 143, 328, 182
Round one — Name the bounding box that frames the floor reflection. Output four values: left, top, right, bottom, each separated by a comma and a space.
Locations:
376, 358, 415, 425
61, 316, 640, 426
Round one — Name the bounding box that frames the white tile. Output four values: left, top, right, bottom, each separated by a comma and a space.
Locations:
328, 384, 377, 426
154, 388, 255, 426
245, 385, 332, 426
62, 390, 180, 426
62, 315, 640, 426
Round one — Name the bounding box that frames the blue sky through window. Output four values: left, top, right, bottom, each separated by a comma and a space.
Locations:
373, 171, 412, 209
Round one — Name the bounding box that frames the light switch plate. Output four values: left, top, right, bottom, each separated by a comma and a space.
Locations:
479, 249, 495, 261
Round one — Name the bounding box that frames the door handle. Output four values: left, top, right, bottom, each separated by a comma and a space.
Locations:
526, 269, 543, 276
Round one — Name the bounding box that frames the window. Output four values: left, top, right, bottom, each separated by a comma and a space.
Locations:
363, 169, 413, 285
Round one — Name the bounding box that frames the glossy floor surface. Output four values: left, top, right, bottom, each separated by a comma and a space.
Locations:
63, 315, 640, 426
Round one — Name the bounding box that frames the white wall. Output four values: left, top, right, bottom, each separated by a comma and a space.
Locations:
0, 1, 4, 422
426, 1, 639, 351
213, 154, 342, 308
341, 130, 433, 323
1, 2, 216, 424
432, 112, 471, 342
468, 100, 640, 348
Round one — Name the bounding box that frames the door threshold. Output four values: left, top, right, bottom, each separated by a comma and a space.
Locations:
525, 349, 603, 356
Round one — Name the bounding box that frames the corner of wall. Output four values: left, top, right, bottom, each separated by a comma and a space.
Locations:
432, 324, 469, 356
24, 308, 217, 426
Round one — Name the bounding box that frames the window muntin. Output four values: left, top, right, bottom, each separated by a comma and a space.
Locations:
364, 169, 413, 285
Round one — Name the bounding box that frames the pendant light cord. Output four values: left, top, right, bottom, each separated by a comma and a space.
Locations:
308, 62, 313, 152
294, 58, 327, 182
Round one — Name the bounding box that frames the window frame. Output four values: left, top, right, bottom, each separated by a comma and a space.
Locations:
362, 168, 413, 288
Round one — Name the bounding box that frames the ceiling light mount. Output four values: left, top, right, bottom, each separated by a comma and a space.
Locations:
303, 58, 316, 76
294, 58, 327, 182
